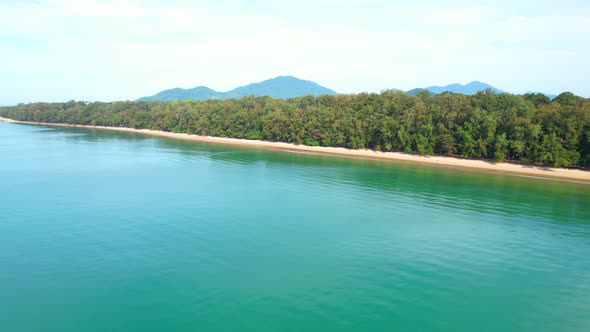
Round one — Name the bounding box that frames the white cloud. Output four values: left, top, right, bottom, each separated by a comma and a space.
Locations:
494, 14, 587, 40
0, 0, 589, 104
48, 0, 145, 17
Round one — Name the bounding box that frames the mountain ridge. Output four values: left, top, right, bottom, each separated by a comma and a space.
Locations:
405, 81, 504, 96
139, 77, 564, 102
137, 76, 338, 102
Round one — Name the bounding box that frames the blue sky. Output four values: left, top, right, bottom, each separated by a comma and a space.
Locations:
1, 0, 589, 104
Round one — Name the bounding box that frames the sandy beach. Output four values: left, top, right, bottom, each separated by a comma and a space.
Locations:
2, 116, 589, 183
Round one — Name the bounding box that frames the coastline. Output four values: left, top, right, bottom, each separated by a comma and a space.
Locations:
2, 116, 589, 183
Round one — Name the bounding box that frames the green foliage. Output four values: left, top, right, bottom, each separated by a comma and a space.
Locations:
493, 133, 508, 162
303, 138, 320, 146
524, 93, 551, 107
1, 91, 588, 168
554, 92, 581, 106
245, 130, 263, 140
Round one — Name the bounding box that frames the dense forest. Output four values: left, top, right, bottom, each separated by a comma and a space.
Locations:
1, 90, 589, 168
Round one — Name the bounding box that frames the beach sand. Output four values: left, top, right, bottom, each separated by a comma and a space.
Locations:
2, 116, 589, 183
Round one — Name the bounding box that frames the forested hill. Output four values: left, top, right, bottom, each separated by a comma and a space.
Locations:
137, 76, 338, 101
2, 91, 588, 168
406, 81, 503, 96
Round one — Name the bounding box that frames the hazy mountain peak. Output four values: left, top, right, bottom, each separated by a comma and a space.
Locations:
137, 76, 337, 102
406, 81, 503, 96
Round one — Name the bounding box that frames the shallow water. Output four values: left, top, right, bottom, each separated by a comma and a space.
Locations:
1, 121, 589, 332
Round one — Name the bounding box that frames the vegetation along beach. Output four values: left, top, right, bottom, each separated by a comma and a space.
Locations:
2, 90, 588, 182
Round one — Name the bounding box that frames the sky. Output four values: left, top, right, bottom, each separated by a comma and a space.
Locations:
1, 0, 589, 104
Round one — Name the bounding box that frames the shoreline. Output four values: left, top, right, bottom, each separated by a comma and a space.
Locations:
2, 116, 589, 183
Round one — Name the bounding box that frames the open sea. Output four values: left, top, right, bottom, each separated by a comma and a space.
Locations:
1, 121, 589, 331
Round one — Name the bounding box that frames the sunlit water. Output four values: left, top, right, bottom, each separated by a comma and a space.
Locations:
1, 121, 589, 332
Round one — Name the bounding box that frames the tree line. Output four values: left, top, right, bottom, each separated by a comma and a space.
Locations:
1, 90, 589, 168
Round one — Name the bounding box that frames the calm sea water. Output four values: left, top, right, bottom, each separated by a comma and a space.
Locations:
1, 121, 589, 332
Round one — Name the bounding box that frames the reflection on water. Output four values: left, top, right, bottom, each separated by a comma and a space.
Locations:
49, 123, 589, 227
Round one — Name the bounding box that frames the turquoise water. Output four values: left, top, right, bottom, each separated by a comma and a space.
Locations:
1, 121, 589, 332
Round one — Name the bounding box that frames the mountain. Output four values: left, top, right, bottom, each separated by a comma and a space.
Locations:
225, 76, 337, 99
405, 88, 426, 96
526, 92, 557, 100
405, 81, 503, 96
137, 86, 223, 102
137, 76, 337, 102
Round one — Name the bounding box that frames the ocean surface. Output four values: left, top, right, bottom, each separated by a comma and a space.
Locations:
1, 121, 589, 332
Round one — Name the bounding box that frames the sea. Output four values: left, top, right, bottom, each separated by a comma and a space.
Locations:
1, 121, 589, 331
